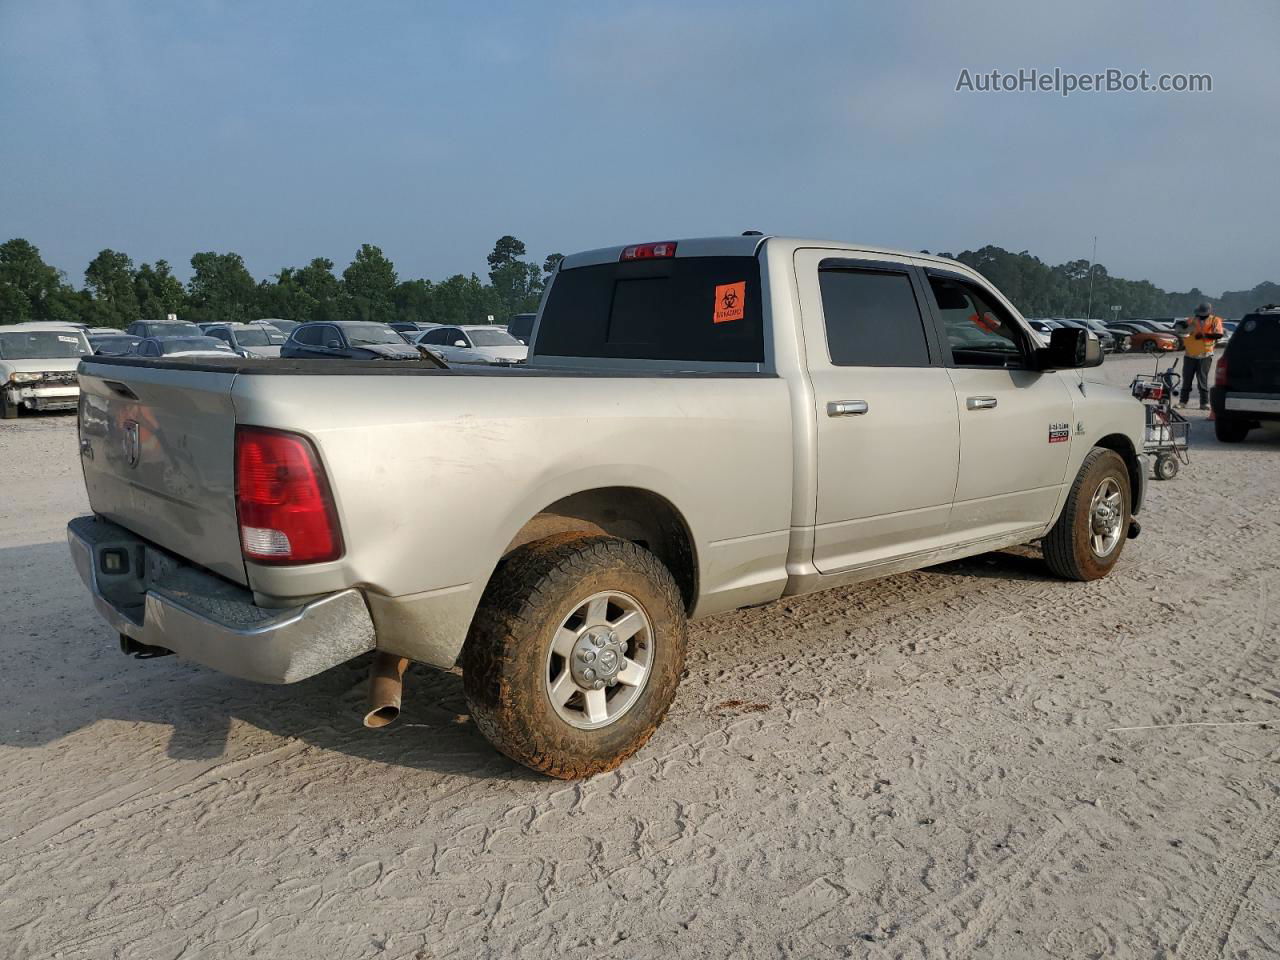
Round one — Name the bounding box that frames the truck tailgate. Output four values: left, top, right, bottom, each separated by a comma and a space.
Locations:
78, 360, 247, 585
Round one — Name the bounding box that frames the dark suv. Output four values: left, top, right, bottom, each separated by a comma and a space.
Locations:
507, 313, 537, 345
1210, 307, 1280, 442
280, 321, 423, 360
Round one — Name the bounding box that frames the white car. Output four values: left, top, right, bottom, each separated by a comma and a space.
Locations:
202, 322, 286, 358
0, 323, 92, 418
413, 324, 528, 365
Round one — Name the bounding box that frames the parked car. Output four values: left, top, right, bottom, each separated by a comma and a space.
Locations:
132, 336, 239, 360
1210, 307, 1280, 442
253, 318, 298, 335
87, 331, 141, 357
126, 319, 206, 339
1079, 319, 1127, 353
0, 323, 91, 418
1110, 320, 1163, 334
507, 313, 537, 345
280, 321, 423, 360
1114, 323, 1180, 353
389, 321, 431, 338
1026, 318, 1058, 343
1054, 318, 1123, 354
203, 322, 286, 358
69, 234, 1148, 778
413, 324, 528, 365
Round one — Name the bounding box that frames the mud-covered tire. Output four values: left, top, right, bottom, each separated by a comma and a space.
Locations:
1043, 448, 1131, 581
1214, 415, 1251, 443
462, 533, 687, 779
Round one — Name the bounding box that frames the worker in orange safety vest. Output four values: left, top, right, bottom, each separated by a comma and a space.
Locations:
1177, 302, 1225, 409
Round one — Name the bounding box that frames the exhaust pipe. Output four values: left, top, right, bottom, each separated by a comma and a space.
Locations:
363, 653, 410, 729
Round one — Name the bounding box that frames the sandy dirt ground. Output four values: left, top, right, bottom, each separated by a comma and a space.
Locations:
1, 355, 1277, 960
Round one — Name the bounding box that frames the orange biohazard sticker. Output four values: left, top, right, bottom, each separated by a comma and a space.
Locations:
713, 282, 746, 324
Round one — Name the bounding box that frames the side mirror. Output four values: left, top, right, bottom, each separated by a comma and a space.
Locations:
1036, 326, 1103, 370
454, 340, 467, 347
325, 339, 341, 349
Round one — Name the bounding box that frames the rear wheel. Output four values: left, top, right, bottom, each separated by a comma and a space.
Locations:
1043, 448, 1131, 581
1214, 416, 1251, 443
463, 533, 687, 779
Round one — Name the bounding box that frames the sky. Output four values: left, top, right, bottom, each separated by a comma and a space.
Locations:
1, 0, 1276, 295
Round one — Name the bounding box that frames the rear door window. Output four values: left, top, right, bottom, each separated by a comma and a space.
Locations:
537, 256, 764, 363
818, 267, 932, 366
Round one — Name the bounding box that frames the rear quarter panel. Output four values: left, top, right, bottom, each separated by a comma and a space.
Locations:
232, 371, 794, 665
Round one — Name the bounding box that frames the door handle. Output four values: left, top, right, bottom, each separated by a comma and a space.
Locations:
827, 400, 869, 417
966, 396, 998, 410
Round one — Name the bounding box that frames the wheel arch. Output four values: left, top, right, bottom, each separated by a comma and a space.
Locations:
1094, 433, 1144, 514
497, 486, 699, 613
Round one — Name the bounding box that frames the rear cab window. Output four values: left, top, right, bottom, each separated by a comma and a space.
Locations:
534, 254, 765, 365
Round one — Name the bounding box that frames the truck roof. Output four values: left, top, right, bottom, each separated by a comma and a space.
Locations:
559, 234, 972, 274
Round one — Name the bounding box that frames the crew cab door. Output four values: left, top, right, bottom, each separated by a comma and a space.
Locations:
921, 270, 1075, 539
794, 250, 960, 573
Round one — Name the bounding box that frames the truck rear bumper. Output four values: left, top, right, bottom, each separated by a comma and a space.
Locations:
68, 515, 375, 683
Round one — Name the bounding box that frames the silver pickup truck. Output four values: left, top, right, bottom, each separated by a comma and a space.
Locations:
69, 235, 1147, 778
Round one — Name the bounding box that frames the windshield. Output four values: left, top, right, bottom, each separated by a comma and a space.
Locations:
0, 331, 91, 360
159, 337, 234, 354
91, 335, 139, 356
150, 322, 204, 337
344, 324, 406, 346
467, 328, 521, 347
231, 327, 271, 346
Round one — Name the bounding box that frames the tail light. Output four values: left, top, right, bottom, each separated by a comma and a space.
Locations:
1215, 354, 1229, 387
620, 241, 677, 261
235, 426, 342, 565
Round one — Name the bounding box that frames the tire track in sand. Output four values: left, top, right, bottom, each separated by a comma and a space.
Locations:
1175, 804, 1280, 959
875, 807, 1081, 960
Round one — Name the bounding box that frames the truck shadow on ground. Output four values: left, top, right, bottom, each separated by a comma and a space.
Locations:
0, 541, 540, 780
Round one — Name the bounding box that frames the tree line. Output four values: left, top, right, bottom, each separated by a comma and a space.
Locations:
930, 245, 1279, 320
0, 235, 563, 329
2, 235, 1276, 329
